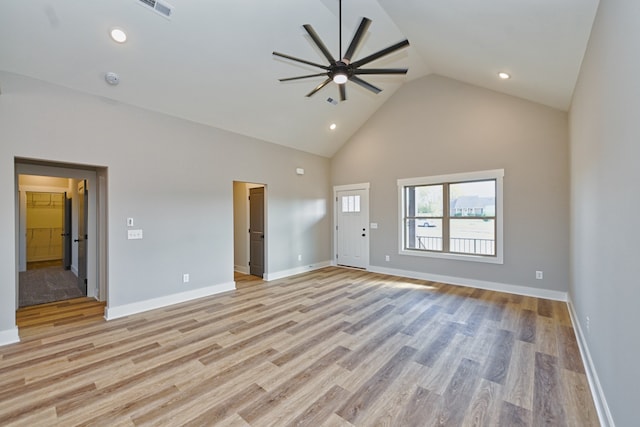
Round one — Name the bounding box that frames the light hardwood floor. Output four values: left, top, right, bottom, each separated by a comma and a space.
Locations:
16, 297, 106, 338
3, 267, 598, 426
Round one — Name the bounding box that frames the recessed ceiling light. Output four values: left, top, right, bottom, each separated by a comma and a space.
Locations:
329, 123, 337, 130
498, 72, 511, 80
110, 28, 127, 43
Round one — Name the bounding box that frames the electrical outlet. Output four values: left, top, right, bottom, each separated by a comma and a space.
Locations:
535, 271, 543, 280
586, 316, 590, 334
385, 255, 390, 262
297, 254, 302, 261
183, 273, 189, 283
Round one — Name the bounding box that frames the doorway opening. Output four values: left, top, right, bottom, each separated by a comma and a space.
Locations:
15, 159, 108, 317
19, 186, 81, 307
233, 181, 267, 280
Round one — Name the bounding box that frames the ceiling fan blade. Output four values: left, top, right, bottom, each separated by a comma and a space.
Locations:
339, 84, 347, 101
343, 17, 371, 62
353, 68, 408, 75
279, 73, 328, 82
273, 52, 329, 70
350, 76, 382, 94
306, 78, 332, 97
303, 24, 336, 63
350, 39, 410, 68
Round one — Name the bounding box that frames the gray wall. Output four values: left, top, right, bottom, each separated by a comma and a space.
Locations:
569, 0, 640, 424
0, 71, 331, 334
332, 74, 570, 293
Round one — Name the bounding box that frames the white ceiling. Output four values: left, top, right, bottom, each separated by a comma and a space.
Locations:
0, 0, 599, 157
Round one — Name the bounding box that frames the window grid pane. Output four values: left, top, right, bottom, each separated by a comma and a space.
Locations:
449, 218, 495, 255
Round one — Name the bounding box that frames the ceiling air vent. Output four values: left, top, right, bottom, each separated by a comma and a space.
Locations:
136, 0, 174, 19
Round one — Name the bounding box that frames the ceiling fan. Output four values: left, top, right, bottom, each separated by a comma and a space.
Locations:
273, 0, 410, 102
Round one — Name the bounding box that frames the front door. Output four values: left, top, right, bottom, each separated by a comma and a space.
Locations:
249, 187, 265, 278
336, 188, 369, 269
76, 180, 88, 294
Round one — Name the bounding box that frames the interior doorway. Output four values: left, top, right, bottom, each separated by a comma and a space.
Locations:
19, 186, 83, 307
233, 181, 267, 279
15, 160, 108, 312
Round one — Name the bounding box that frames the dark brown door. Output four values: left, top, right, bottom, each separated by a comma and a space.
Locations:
62, 192, 72, 270
76, 180, 88, 295
249, 187, 265, 278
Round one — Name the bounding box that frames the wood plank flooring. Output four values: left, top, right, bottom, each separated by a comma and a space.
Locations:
2, 267, 598, 426
16, 297, 106, 339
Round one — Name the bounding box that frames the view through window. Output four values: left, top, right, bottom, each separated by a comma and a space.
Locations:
398, 170, 503, 263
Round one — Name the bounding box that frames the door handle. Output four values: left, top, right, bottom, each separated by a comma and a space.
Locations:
74, 238, 82, 243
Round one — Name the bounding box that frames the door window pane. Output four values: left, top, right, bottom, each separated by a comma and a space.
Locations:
341, 195, 361, 213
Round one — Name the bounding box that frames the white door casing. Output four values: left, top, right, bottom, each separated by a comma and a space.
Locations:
15, 162, 104, 308
334, 184, 370, 269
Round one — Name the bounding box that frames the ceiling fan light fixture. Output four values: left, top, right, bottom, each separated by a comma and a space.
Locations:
273, 0, 409, 102
333, 73, 348, 84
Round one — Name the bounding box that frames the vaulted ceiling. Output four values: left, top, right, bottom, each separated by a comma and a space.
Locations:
0, 0, 599, 157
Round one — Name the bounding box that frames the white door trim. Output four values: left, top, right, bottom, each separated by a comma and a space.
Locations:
15, 162, 106, 309
333, 183, 370, 269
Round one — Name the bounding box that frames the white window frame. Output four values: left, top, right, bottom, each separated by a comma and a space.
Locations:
397, 169, 504, 264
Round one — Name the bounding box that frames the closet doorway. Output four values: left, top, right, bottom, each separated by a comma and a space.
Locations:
233, 181, 267, 279
19, 185, 82, 307
15, 160, 108, 311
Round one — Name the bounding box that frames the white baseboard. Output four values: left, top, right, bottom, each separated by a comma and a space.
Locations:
0, 327, 20, 347
234, 265, 249, 274
71, 265, 78, 275
366, 265, 568, 301
567, 299, 615, 427
264, 260, 332, 281
105, 281, 236, 320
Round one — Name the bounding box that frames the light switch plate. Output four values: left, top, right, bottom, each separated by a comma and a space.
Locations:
128, 229, 143, 240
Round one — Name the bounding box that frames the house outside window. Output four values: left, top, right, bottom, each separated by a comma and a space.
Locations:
398, 169, 504, 264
